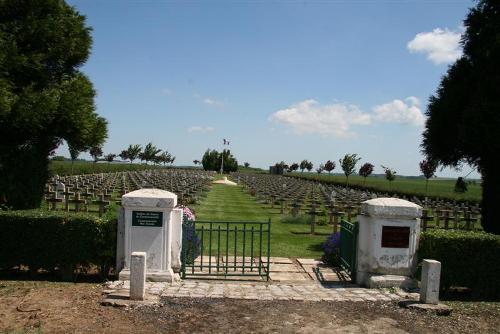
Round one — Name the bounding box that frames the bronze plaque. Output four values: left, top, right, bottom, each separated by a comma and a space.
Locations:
381, 226, 410, 248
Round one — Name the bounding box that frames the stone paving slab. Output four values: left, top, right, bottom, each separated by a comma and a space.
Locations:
154, 281, 417, 302
103, 276, 420, 304
297, 258, 322, 265
268, 272, 311, 282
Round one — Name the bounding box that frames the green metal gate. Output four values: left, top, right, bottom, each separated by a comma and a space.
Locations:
181, 220, 271, 280
340, 219, 358, 281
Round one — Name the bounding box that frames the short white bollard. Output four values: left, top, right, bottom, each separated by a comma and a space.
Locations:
130, 252, 146, 301
420, 259, 441, 304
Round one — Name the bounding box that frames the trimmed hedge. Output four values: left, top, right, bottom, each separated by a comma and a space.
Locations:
419, 229, 500, 298
0, 209, 116, 278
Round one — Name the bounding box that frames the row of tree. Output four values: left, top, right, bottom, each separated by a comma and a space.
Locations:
275, 154, 441, 191
79, 142, 176, 166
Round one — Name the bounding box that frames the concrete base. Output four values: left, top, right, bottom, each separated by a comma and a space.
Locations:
119, 269, 178, 282
365, 274, 418, 289
398, 300, 452, 316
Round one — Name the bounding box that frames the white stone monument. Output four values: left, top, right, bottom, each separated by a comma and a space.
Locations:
116, 188, 183, 282
356, 197, 422, 288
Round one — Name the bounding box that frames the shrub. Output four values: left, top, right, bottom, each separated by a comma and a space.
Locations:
0, 209, 116, 279
419, 229, 500, 299
322, 232, 341, 265
180, 206, 200, 265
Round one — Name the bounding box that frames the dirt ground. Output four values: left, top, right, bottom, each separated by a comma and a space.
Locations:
1, 280, 499, 334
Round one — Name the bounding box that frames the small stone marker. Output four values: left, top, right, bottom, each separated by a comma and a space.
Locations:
130, 252, 146, 301
420, 259, 441, 304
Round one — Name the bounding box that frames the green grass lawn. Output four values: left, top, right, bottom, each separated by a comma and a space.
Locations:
192, 183, 333, 259
288, 173, 482, 202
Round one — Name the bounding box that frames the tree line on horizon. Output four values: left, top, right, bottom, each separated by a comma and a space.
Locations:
273, 154, 445, 193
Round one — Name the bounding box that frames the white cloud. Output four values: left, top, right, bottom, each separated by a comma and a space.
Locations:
203, 98, 225, 108
407, 28, 462, 65
269, 99, 371, 138
187, 126, 215, 133
373, 96, 425, 126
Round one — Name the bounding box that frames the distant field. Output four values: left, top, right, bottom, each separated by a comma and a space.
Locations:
49, 160, 164, 176
288, 173, 482, 202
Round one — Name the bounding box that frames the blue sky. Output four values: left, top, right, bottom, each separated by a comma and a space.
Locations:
60, 0, 477, 177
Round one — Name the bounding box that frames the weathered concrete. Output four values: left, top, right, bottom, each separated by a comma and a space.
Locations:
356, 198, 421, 288
130, 252, 146, 300
420, 259, 441, 304
117, 188, 180, 282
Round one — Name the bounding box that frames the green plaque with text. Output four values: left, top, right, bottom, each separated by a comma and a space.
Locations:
132, 211, 163, 227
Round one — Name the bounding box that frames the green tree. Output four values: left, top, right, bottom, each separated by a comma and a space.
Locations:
454, 177, 468, 193
244, 162, 250, 168
68, 144, 81, 175
339, 154, 361, 185
324, 160, 336, 174
201, 149, 238, 173
142, 142, 161, 165
299, 160, 308, 173
421, 0, 500, 233
316, 164, 325, 174
0, 0, 107, 209
289, 162, 299, 172
305, 161, 314, 172
104, 153, 116, 163
419, 159, 438, 195
381, 165, 397, 190
89, 146, 103, 163
119, 150, 129, 162
125, 144, 142, 163
358, 162, 374, 186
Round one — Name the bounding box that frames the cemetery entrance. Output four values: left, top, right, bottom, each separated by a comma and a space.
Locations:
181, 220, 271, 280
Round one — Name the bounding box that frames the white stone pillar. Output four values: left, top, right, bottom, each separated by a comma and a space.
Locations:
130, 252, 146, 301
420, 259, 441, 304
356, 198, 422, 288
170, 208, 183, 273
118, 188, 181, 282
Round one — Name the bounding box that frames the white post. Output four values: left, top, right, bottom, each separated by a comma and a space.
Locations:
420, 259, 441, 304
130, 252, 146, 301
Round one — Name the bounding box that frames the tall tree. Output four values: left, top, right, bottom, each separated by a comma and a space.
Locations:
421, 0, 500, 233
316, 164, 325, 174
142, 142, 161, 164
126, 144, 142, 163
299, 160, 308, 173
324, 160, 336, 174
419, 159, 438, 195
358, 162, 374, 186
339, 154, 361, 186
104, 153, 116, 163
89, 146, 103, 163
381, 165, 397, 190
68, 144, 81, 175
119, 150, 129, 162
201, 149, 238, 173
289, 163, 299, 172
0, 0, 108, 208
305, 161, 313, 172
